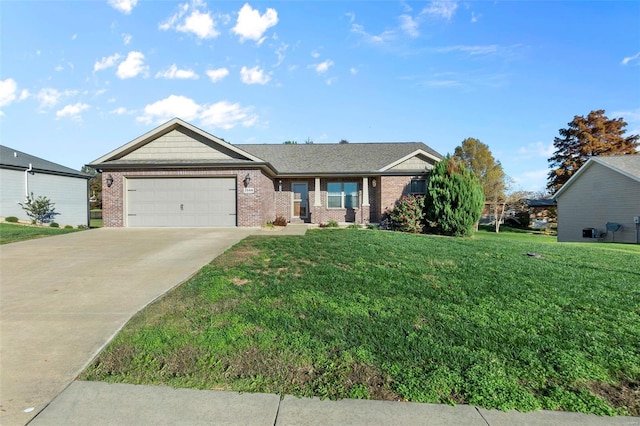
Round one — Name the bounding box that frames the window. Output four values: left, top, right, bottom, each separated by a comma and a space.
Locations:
327, 182, 359, 208
410, 179, 426, 195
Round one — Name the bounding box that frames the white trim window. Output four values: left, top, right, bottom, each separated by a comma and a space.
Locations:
410, 179, 427, 195
327, 182, 358, 208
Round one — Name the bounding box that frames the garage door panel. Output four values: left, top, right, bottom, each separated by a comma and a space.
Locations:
127, 178, 237, 227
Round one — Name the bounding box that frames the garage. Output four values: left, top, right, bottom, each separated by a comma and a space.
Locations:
126, 177, 237, 227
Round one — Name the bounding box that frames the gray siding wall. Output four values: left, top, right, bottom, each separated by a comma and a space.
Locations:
121, 129, 240, 161
0, 168, 88, 226
556, 162, 640, 243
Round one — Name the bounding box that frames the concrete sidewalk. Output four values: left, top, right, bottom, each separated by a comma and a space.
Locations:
31, 381, 640, 426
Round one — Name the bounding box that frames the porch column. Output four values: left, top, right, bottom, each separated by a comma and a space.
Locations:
362, 176, 370, 206
314, 177, 321, 206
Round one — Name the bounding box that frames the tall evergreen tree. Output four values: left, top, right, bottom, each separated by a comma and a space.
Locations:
547, 110, 639, 194
424, 156, 485, 237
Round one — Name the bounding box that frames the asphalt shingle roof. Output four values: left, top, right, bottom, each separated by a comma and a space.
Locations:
0, 145, 90, 178
594, 154, 640, 180
239, 142, 442, 174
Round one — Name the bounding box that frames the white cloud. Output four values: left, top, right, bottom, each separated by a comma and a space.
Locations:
435, 45, 498, 55
36, 87, 67, 108
200, 101, 257, 129
19, 89, 30, 101
108, 0, 138, 14
516, 142, 555, 160
421, 1, 458, 20
232, 3, 278, 44
311, 51, 320, 59
240, 66, 270, 85
71, 34, 77, 40
122, 33, 132, 45
160, 1, 219, 39
399, 15, 419, 38
0, 78, 18, 107
55, 65, 64, 72
471, 12, 479, 23
110, 106, 134, 115
56, 102, 90, 120
351, 23, 396, 44
94, 53, 121, 72
621, 52, 640, 66
137, 95, 258, 130
511, 169, 549, 193
350, 67, 358, 75
137, 95, 201, 124
313, 60, 334, 74
274, 42, 288, 66
155, 64, 199, 80
206, 68, 229, 82
116, 51, 148, 79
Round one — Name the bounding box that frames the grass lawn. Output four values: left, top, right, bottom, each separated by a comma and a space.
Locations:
0, 222, 82, 244
81, 229, 640, 415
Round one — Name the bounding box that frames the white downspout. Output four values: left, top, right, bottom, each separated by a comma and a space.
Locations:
25, 163, 33, 202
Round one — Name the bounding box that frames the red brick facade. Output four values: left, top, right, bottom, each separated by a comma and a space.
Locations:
102, 170, 428, 228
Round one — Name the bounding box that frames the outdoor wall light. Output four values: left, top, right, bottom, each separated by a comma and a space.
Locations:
243, 174, 251, 187
105, 174, 114, 188
372, 178, 377, 188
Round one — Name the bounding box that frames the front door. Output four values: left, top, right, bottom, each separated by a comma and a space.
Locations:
292, 183, 308, 219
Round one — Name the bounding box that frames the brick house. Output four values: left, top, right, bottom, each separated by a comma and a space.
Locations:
89, 118, 442, 228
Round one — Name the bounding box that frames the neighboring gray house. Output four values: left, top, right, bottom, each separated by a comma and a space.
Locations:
0, 145, 91, 226
553, 155, 640, 244
89, 118, 442, 228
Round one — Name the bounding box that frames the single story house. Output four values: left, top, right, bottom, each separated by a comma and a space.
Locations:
526, 198, 556, 230
88, 118, 443, 228
0, 145, 91, 226
553, 154, 640, 243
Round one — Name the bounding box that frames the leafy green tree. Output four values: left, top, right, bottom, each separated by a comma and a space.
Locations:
283, 140, 298, 144
424, 156, 484, 237
339, 139, 349, 144
547, 109, 639, 194
82, 166, 102, 209
453, 138, 507, 231
19, 193, 60, 224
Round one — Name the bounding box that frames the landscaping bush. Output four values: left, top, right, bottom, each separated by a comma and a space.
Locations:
387, 195, 425, 233
64, 225, 73, 229
326, 220, 339, 228
347, 223, 361, 229
49, 222, 60, 228
424, 156, 484, 237
5, 216, 19, 223
273, 215, 288, 227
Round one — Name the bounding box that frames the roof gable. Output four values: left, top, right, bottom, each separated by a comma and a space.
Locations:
89, 118, 264, 166
553, 154, 640, 199
0, 145, 90, 179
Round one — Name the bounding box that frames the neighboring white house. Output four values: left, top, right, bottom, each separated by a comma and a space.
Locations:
0, 145, 91, 227
553, 155, 640, 244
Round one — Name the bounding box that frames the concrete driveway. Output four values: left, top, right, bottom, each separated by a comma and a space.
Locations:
0, 227, 253, 425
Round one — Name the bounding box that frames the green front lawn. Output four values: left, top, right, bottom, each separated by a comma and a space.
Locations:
0, 222, 82, 244
81, 229, 640, 415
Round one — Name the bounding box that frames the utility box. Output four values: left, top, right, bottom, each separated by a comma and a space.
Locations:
634, 216, 640, 224
582, 228, 598, 239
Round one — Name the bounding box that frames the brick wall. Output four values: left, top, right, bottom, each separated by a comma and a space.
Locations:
101, 168, 274, 227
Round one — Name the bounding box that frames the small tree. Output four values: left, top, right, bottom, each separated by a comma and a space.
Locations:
283, 140, 298, 144
424, 156, 484, 237
19, 193, 60, 224
387, 195, 425, 233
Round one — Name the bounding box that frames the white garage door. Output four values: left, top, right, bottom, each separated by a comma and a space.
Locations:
126, 178, 236, 227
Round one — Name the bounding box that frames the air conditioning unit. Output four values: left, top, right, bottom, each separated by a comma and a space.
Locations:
582, 228, 598, 239
634, 216, 640, 224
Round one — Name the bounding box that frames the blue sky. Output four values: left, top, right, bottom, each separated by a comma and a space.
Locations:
1, 0, 639, 192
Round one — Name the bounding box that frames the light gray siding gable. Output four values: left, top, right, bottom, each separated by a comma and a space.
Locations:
556, 161, 640, 243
